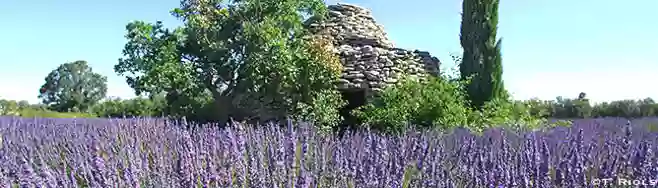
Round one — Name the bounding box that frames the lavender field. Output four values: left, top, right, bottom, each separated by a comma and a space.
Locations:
1, 117, 658, 187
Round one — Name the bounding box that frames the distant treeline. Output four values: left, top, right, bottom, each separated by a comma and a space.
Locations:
1, 93, 656, 120
522, 93, 658, 119
0, 97, 164, 119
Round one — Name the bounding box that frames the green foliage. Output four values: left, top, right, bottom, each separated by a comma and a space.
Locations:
550, 96, 592, 118
115, 0, 343, 126
38, 60, 108, 113
91, 96, 166, 118
114, 20, 203, 119
339, 85, 658, 134
0, 99, 20, 116
514, 94, 658, 119
355, 76, 471, 134
0, 98, 96, 118
294, 89, 345, 132
354, 73, 552, 134
521, 98, 554, 118
287, 36, 345, 129
459, 0, 505, 108
592, 99, 656, 118
470, 97, 548, 133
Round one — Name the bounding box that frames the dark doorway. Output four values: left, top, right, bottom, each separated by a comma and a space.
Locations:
337, 89, 366, 135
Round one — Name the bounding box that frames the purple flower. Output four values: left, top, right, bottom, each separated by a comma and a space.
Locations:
18, 156, 38, 188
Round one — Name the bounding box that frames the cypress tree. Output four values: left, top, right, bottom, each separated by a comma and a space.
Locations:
459, 0, 505, 108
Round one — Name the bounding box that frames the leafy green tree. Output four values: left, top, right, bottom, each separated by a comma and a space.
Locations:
610, 100, 642, 118
38, 60, 107, 112
16, 100, 30, 109
114, 0, 344, 127
114, 20, 203, 119
550, 96, 588, 119
459, 0, 505, 108
638, 98, 657, 117
573, 93, 592, 118
591, 101, 612, 117
0, 99, 19, 116
521, 98, 553, 118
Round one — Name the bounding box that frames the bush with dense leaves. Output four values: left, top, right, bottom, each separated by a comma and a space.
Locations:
91, 96, 167, 118
2, 116, 658, 187
354, 75, 550, 134
354, 76, 471, 133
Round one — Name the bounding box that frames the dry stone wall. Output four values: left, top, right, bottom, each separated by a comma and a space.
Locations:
307, 3, 441, 93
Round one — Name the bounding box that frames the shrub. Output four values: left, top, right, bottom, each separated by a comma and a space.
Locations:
354, 76, 471, 134
91, 96, 166, 118
354, 74, 551, 134
470, 97, 553, 133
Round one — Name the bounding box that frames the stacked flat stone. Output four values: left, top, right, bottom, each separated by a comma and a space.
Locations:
307, 3, 440, 92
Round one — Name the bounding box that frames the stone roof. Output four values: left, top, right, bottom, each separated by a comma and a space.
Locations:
307, 3, 441, 92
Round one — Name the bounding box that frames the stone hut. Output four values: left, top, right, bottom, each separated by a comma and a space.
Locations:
307, 3, 440, 94
306, 3, 441, 124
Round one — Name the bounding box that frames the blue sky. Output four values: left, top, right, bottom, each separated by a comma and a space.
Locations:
1, 0, 656, 104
